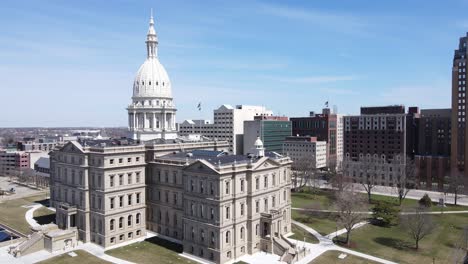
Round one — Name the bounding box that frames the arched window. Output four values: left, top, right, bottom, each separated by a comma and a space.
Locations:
136, 213, 141, 224
225, 231, 230, 244
119, 217, 123, 228
256, 224, 259, 236
110, 219, 115, 230
240, 227, 245, 239
128, 215, 133, 226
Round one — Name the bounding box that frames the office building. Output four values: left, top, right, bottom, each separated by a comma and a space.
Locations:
243, 116, 291, 155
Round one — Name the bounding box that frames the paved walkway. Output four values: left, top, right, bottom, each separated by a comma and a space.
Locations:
293, 207, 468, 215
23, 204, 42, 228
290, 220, 398, 264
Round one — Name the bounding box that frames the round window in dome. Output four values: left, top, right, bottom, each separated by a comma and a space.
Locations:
142, 81, 144, 85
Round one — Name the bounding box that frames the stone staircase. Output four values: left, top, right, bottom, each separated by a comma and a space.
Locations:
273, 235, 298, 264
9, 232, 43, 257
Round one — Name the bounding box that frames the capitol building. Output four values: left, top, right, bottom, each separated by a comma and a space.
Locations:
46, 13, 297, 264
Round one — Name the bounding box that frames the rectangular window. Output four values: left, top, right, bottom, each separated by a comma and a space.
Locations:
256, 201, 259, 213
127, 157, 131, 163
240, 179, 244, 192
255, 178, 259, 190
226, 206, 230, 219
128, 173, 132, 184
119, 196, 123, 207
128, 194, 132, 206
225, 181, 230, 195
110, 175, 115, 187
110, 159, 114, 165
136, 172, 140, 183
110, 197, 115, 209
119, 158, 123, 163
119, 175, 123, 185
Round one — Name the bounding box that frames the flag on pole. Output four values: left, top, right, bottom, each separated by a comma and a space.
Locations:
197, 102, 202, 111
325, 101, 329, 107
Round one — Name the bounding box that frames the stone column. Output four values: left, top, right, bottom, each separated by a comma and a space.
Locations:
133, 112, 136, 129
143, 112, 147, 130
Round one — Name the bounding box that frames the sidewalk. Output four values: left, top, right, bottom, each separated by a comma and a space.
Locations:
290, 220, 398, 264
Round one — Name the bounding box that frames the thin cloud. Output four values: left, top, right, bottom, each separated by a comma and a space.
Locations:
256, 2, 371, 36
260, 75, 361, 84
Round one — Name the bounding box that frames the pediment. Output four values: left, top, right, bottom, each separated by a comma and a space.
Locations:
184, 160, 218, 174
252, 157, 280, 171
60, 141, 84, 154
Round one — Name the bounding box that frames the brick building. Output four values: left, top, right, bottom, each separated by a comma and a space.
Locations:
415, 109, 451, 190
290, 108, 343, 170
343, 106, 419, 186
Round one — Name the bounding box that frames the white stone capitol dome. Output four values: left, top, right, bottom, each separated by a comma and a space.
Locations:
132, 14, 172, 99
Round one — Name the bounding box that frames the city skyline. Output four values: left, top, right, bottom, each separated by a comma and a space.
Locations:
1, 0, 466, 127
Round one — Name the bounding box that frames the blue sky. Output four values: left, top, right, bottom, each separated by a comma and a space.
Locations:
0, 0, 466, 127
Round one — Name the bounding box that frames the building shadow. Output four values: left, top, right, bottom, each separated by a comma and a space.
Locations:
145, 236, 183, 253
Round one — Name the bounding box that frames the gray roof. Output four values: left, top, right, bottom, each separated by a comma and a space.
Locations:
35, 157, 50, 169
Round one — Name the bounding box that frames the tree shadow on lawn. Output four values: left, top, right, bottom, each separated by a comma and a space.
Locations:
373, 237, 414, 251
145, 236, 184, 253
33, 213, 56, 225
33, 198, 50, 207
295, 211, 338, 224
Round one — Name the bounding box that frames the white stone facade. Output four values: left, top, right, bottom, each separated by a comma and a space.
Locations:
49, 141, 147, 248
282, 138, 327, 169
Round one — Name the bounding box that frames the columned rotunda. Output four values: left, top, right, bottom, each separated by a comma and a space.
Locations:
127, 14, 177, 141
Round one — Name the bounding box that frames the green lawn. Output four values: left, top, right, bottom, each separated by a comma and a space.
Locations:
310, 250, 378, 264
289, 223, 319, 244
37, 250, 110, 264
106, 236, 195, 264
292, 210, 338, 236
334, 213, 468, 264
291, 188, 334, 209
0, 193, 48, 235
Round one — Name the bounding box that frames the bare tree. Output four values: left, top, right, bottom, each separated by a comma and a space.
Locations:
329, 167, 352, 193
400, 207, 435, 250
360, 155, 377, 203
447, 173, 464, 206
394, 156, 417, 205
334, 190, 368, 246
292, 156, 319, 192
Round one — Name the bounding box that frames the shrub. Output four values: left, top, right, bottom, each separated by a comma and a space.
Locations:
372, 201, 400, 226
418, 194, 432, 208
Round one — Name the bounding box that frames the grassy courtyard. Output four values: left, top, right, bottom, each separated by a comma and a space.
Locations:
106, 236, 195, 264
37, 250, 110, 264
334, 213, 468, 264
0, 193, 48, 235
290, 223, 320, 243
310, 251, 378, 264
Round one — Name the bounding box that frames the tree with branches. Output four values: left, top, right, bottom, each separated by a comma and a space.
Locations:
329, 167, 352, 193
394, 156, 417, 205
292, 156, 319, 192
446, 173, 464, 206
400, 207, 435, 250
360, 155, 377, 204
334, 190, 368, 246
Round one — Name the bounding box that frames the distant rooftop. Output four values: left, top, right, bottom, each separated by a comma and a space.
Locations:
78, 138, 140, 147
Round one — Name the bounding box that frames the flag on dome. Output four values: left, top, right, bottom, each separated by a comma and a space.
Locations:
197, 102, 202, 111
